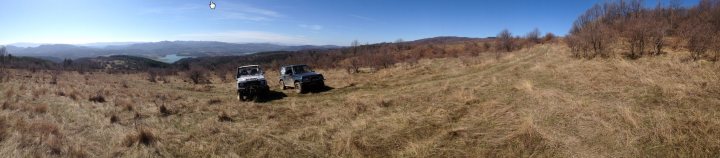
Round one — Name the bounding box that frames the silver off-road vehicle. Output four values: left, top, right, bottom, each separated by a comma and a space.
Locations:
236, 65, 269, 101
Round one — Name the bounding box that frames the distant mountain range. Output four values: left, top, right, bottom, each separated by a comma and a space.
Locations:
407, 36, 490, 44
5, 41, 341, 62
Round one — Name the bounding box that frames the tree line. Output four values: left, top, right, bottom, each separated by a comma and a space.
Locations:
566, 0, 720, 60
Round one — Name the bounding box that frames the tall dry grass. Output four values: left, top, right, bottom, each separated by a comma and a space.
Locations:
0, 44, 718, 157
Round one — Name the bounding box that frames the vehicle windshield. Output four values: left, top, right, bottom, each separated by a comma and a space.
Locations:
292, 65, 313, 74
238, 67, 261, 77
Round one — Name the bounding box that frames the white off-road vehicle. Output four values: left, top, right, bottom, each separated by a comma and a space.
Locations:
236, 65, 269, 101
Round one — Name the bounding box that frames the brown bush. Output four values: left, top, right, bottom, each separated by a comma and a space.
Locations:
67, 90, 80, 101
185, 68, 209, 84
49, 71, 59, 85
89, 94, 106, 103
110, 115, 119, 124
218, 112, 233, 122
542, 33, 556, 43
158, 105, 173, 116
207, 99, 222, 105
1, 102, 15, 110
0, 117, 7, 142
123, 128, 156, 147
33, 104, 48, 114
526, 28, 541, 44
496, 29, 515, 52
146, 69, 157, 83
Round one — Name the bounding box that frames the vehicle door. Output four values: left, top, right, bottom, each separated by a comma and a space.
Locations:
281, 67, 293, 86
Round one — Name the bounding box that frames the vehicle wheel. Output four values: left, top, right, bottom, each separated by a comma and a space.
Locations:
280, 80, 287, 90
250, 94, 259, 102
295, 82, 303, 93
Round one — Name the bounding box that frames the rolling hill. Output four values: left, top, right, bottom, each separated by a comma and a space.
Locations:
6, 41, 340, 60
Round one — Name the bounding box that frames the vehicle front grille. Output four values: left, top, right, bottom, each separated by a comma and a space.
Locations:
244, 80, 261, 86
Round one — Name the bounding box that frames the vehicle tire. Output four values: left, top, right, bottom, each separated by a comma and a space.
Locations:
280, 80, 287, 90
295, 82, 303, 93
250, 94, 258, 102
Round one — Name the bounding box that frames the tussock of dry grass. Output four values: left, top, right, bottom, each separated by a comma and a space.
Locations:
0, 44, 718, 157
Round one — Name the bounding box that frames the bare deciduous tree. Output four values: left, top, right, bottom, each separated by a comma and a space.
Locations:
526, 28, 541, 44
496, 29, 514, 52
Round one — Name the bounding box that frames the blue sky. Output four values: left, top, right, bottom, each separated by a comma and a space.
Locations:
0, 0, 700, 46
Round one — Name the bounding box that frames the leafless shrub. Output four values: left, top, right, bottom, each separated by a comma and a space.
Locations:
32, 86, 50, 99
110, 115, 119, 124
624, 16, 650, 59
55, 91, 66, 97
185, 68, 209, 84
46, 134, 63, 155
89, 94, 106, 103
123, 128, 156, 147
49, 71, 60, 85
1, 102, 15, 110
496, 29, 515, 52
4, 88, 15, 100
207, 99, 222, 105
543, 33, 556, 43
68, 145, 88, 158
568, 20, 612, 58
33, 104, 48, 114
218, 112, 233, 122
0, 68, 7, 83
147, 69, 158, 83
526, 28, 541, 44
121, 81, 129, 88
0, 117, 7, 142
377, 99, 393, 108
67, 90, 80, 101
158, 105, 174, 116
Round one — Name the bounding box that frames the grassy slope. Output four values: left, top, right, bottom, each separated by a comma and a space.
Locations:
0, 44, 719, 157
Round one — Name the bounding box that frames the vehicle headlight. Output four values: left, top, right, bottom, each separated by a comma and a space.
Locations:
302, 78, 309, 82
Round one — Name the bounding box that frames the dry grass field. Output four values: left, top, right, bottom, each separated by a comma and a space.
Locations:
1, 44, 719, 157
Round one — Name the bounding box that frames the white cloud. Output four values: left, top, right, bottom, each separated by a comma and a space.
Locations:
175, 30, 315, 45
238, 5, 281, 18
350, 14, 374, 21
142, 1, 282, 21
140, 4, 204, 15
216, 12, 271, 21
213, 1, 282, 21
299, 24, 323, 30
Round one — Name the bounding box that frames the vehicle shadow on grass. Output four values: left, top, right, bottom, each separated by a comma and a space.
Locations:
255, 90, 287, 103
305, 85, 334, 93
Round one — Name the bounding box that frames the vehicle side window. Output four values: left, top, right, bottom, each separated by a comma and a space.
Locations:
284, 68, 293, 75
236, 69, 241, 78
